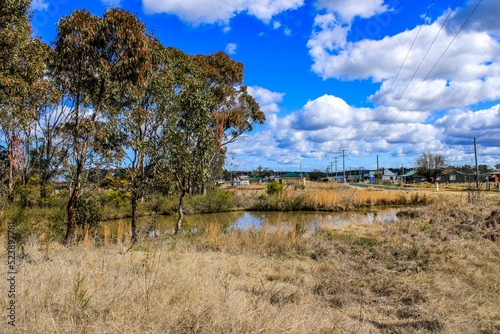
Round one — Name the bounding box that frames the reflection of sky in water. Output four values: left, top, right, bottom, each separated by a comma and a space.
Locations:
228, 212, 263, 231
105, 209, 399, 238
227, 209, 398, 232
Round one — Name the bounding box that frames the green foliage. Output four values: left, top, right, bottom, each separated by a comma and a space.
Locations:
101, 189, 131, 208
193, 52, 265, 146
71, 272, 91, 312
1, 205, 66, 245
1, 7, 264, 242
14, 176, 39, 207
144, 195, 168, 214
13, 174, 61, 207
252, 193, 317, 212
75, 194, 103, 227
308, 170, 327, 181
266, 181, 284, 195
191, 187, 234, 213
0, 0, 48, 201
100, 175, 117, 189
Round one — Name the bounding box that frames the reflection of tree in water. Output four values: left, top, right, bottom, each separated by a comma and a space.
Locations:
101, 209, 399, 241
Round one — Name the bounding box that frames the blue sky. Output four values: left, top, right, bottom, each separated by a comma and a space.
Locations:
30, 0, 500, 172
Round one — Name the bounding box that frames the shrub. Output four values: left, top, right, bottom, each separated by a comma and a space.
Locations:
144, 194, 168, 214
1, 205, 67, 245
101, 189, 131, 208
191, 187, 234, 213
75, 194, 103, 227
14, 175, 42, 207
266, 181, 284, 195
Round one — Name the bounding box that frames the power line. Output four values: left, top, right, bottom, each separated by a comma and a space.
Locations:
363, 0, 460, 147
355, 0, 483, 173
377, 0, 483, 139
353, 0, 435, 150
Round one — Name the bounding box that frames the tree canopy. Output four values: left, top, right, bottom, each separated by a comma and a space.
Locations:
0, 0, 48, 200
416, 152, 446, 182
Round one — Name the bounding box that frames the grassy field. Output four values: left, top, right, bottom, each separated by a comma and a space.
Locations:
1, 185, 499, 333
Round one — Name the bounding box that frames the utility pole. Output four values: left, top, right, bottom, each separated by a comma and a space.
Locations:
330, 157, 338, 182
339, 149, 348, 183
376, 155, 379, 184
474, 137, 479, 189
334, 157, 338, 179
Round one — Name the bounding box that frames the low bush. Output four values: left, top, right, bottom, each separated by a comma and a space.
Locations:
191, 187, 235, 213
251, 192, 317, 211
101, 189, 131, 208
266, 180, 284, 195
1, 205, 66, 245
75, 193, 103, 228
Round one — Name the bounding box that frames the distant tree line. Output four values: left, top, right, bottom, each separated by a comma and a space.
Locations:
0, 0, 264, 243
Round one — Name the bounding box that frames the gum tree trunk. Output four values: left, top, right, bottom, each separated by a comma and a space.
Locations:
175, 191, 185, 234
131, 191, 139, 243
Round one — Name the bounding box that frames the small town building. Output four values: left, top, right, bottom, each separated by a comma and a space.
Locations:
234, 175, 250, 186
280, 172, 306, 186
440, 169, 470, 183
382, 169, 397, 181
248, 176, 263, 184
401, 170, 426, 183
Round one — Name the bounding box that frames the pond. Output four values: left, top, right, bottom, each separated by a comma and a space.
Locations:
99, 209, 399, 241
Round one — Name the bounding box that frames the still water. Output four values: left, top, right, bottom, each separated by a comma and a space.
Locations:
100, 209, 399, 240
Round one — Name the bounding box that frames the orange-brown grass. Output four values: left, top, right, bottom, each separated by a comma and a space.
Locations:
252, 183, 435, 211
1, 195, 499, 333
309, 185, 422, 209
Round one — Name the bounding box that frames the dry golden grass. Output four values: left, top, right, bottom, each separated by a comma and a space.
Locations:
1, 192, 500, 333
248, 182, 435, 211
309, 184, 432, 209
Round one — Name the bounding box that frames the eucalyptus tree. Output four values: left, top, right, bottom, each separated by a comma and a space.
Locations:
51, 9, 152, 243
158, 48, 217, 233
114, 38, 175, 243
0, 0, 47, 201
193, 51, 265, 146
192, 52, 264, 189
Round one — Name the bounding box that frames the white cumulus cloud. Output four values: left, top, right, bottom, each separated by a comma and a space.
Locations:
247, 86, 285, 116
447, 0, 500, 36
315, 0, 388, 22
227, 88, 499, 169
142, 0, 303, 25
255, 94, 441, 162
308, 2, 500, 113
435, 104, 500, 146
